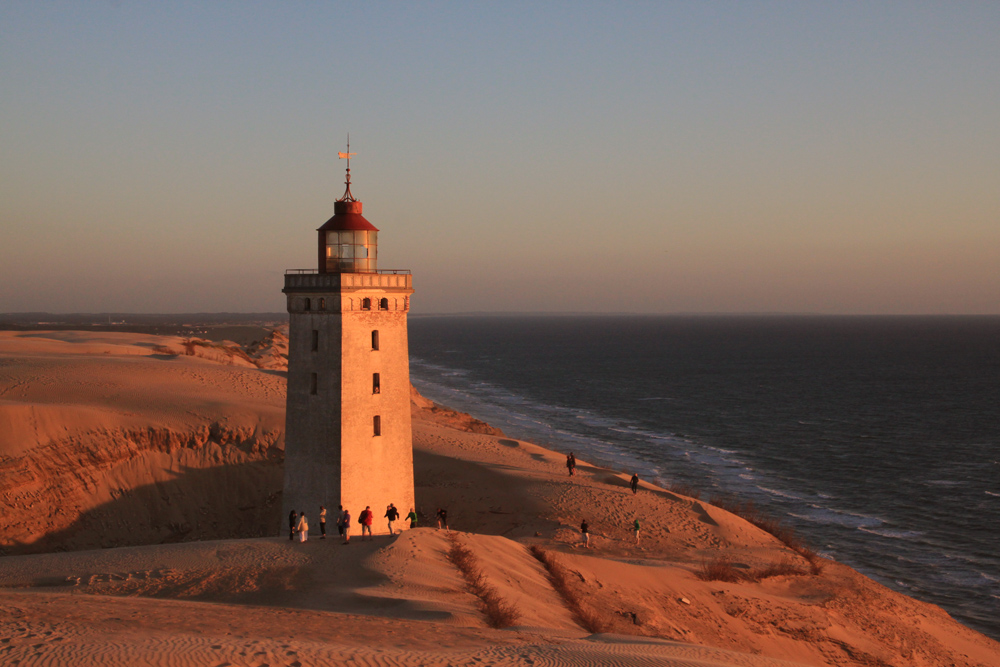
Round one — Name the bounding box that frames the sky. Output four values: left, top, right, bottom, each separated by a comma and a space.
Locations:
2, 2, 998, 315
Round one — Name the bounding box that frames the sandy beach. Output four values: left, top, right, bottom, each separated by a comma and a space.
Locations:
1, 329, 998, 666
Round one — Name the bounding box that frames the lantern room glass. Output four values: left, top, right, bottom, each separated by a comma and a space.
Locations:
325, 230, 378, 272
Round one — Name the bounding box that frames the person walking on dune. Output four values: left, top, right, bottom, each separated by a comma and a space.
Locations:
360, 506, 374, 541
342, 509, 352, 544
630, 473, 639, 495
385, 503, 400, 534
406, 508, 418, 529
296, 511, 309, 542
633, 518, 641, 544
567, 452, 576, 476
319, 505, 327, 539
580, 519, 590, 548
288, 510, 298, 541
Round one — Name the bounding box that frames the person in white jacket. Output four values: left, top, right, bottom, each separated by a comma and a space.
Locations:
296, 512, 309, 542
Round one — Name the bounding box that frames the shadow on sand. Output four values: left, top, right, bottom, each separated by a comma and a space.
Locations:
3, 461, 283, 556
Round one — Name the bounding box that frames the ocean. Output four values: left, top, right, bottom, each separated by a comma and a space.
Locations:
407, 315, 1000, 640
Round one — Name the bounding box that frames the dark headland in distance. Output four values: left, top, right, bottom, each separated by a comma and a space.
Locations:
0, 312, 289, 345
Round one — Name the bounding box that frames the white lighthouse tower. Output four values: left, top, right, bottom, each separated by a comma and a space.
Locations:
281, 144, 415, 530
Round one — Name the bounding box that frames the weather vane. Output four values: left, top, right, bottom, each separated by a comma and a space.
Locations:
337, 135, 357, 202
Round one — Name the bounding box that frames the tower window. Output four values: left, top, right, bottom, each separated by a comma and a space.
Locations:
311, 330, 319, 351
304, 298, 311, 311
373, 373, 380, 394
373, 415, 381, 436
310, 372, 318, 395
319, 298, 326, 310
371, 330, 379, 350
362, 297, 371, 310
379, 298, 389, 310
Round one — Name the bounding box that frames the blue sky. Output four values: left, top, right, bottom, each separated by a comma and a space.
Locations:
2, 2, 998, 314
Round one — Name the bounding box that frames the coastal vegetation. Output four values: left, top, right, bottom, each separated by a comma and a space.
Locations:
447, 532, 521, 628
698, 556, 807, 583
708, 495, 824, 575
530, 546, 611, 633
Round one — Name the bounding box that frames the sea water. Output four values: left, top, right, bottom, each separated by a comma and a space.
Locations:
408, 315, 1000, 640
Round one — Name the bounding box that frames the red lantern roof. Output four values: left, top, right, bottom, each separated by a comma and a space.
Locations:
318, 200, 379, 232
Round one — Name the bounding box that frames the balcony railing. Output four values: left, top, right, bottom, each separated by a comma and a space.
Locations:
283, 269, 412, 292
285, 269, 411, 275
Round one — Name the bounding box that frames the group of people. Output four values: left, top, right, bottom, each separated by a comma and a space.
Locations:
567, 452, 647, 548
291, 452, 648, 549
288, 503, 420, 544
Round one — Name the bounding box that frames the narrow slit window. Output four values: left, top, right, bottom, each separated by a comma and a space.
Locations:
373, 415, 381, 436
372, 373, 380, 394
311, 330, 319, 351
310, 372, 318, 395
319, 298, 326, 310
304, 297, 311, 311
371, 330, 379, 350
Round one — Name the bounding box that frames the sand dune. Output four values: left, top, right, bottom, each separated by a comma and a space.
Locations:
0, 331, 285, 554
1, 330, 998, 666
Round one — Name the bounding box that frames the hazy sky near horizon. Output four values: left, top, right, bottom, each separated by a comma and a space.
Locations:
2, 3, 998, 315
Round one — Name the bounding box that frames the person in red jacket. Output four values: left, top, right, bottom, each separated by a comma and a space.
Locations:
360, 506, 374, 541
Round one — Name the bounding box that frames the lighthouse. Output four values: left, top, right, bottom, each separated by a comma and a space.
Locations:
281, 144, 415, 532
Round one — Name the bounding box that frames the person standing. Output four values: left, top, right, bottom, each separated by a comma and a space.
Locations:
567, 453, 576, 476
342, 509, 352, 544
360, 506, 374, 541
630, 473, 639, 495
633, 518, 640, 544
385, 503, 400, 534
337, 504, 346, 538
319, 506, 327, 539
580, 519, 590, 548
288, 510, 298, 541
436, 508, 448, 530
406, 508, 418, 529
296, 511, 309, 542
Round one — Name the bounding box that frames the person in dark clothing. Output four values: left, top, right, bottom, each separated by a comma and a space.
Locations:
436, 508, 448, 530
567, 453, 576, 476
342, 509, 352, 544
385, 504, 400, 534
630, 473, 639, 495
580, 519, 590, 548
319, 505, 327, 538
337, 504, 345, 537
289, 510, 298, 540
